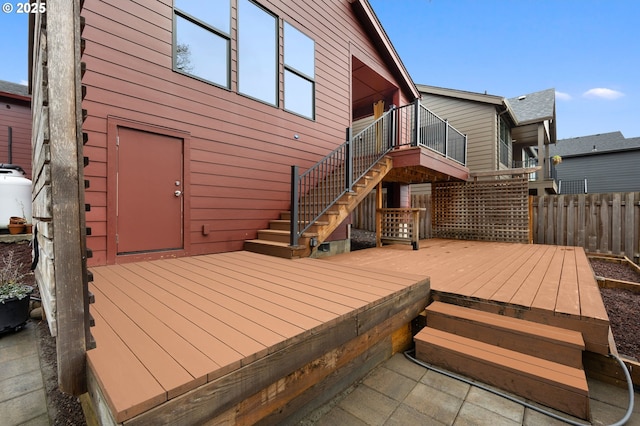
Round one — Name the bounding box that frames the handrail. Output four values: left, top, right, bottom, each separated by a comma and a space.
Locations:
393, 100, 467, 165
290, 108, 396, 246
290, 100, 467, 247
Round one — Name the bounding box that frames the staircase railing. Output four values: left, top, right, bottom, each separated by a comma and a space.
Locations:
290, 108, 396, 246
290, 100, 467, 247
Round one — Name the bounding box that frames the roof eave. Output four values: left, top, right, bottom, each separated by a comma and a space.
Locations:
350, 0, 419, 101
417, 84, 505, 106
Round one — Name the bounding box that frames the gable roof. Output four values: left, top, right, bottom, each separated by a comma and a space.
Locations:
0, 80, 30, 101
551, 131, 640, 157
506, 88, 555, 125
350, 0, 419, 100
416, 84, 505, 106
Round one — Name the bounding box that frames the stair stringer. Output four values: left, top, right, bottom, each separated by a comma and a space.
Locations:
243, 156, 392, 258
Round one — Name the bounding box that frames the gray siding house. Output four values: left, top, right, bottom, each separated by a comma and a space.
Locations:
418, 85, 557, 195
551, 132, 640, 193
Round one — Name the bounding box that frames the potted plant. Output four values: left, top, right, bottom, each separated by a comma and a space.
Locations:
0, 251, 33, 333
8, 216, 27, 234
552, 155, 562, 166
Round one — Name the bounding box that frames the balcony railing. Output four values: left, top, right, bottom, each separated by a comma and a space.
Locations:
290, 101, 467, 246
393, 100, 467, 165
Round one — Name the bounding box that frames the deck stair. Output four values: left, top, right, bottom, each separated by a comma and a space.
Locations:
414, 301, 590, 420
244, 156, 392, 258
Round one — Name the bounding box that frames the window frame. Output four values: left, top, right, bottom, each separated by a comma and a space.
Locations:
237, 0, 279, 107
283, 22, 316, 120
172, 3, 232, 89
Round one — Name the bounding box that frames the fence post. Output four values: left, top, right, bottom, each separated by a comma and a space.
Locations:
290, 165, 299, 246
345, 126, 353, 191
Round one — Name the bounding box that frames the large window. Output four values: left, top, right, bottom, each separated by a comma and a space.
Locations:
173, 0, 230, 88
172, 1, 316, 120
238, 0, 277, 105
284, 23, 315, 119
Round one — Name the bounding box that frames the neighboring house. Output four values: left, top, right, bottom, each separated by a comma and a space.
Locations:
418, 85, 557, 195
0, 80, 31, 178
550, 131, 640, 193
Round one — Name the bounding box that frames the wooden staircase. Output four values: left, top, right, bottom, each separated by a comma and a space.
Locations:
244, 156, 393, 258
414, 301, 591, 420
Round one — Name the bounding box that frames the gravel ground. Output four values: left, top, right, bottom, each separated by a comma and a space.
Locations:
1, 236, 639, 424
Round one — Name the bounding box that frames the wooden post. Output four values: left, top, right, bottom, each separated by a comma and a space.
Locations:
47, 0, 88, 395
375, 182, 382, 247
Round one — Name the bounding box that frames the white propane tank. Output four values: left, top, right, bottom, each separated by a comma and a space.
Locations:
0, 164, 32, 230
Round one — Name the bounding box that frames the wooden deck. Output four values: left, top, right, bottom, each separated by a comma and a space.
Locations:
86, 251, 430, 424
325, 239, 611, 354
86, 239, 611, 424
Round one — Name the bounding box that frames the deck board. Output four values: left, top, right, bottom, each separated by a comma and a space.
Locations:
325, 239, 610, 354
87, 251, 429, 423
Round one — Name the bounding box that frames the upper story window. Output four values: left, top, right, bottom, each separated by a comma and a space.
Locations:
284, 23, 315, 119
499, 117, 511, 166
173, 0, 231, 88
172, 1, 315, 120
238, 0, 278, 105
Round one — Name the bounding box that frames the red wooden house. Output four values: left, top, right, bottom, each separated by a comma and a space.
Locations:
0, 80, 31, 178
80, 0, 468, 267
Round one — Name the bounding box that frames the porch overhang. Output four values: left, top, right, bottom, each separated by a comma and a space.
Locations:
385, 147, 469, 183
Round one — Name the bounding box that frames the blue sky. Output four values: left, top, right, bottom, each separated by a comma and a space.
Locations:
369, 0, 639, 140
1, 1, 638, 140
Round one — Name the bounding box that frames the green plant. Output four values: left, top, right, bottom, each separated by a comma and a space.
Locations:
0, 251, 32, 304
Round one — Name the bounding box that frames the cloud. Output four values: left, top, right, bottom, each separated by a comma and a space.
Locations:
555, 91, 572, 101
582, 88, 624, 100
19, 80, 28, 86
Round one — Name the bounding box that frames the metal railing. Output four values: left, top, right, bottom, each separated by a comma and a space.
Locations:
290, 100, 467, 246
290, 109, 396, 246
393, 100, 467, 165
512, 158, 538, 181
558, 179, 588, 194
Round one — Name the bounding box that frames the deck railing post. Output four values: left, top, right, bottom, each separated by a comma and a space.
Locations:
389, 105, 397, 149
413, 99, 420, 147
463, 134, 468, 165
345, 127, 353, 191
444, 119, 449, 159
290, 165, 299, 246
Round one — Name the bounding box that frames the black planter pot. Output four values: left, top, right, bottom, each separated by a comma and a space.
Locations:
0, 296, 31, 334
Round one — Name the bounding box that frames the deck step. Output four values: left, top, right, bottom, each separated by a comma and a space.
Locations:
425, 302, 585, 368
415, 327, 590, 420
243, 239, 308, 259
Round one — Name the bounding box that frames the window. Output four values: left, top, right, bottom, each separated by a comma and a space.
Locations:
499, 117, 511, 166
173, 0, 230, 88
284, 23, 315, 119
172, 1, 316, 120
238, 0, 278, 105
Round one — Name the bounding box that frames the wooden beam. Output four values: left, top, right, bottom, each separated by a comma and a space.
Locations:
47, 0, 88, 395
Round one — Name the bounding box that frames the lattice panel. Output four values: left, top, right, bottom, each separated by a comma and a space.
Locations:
432, 177, 530, 243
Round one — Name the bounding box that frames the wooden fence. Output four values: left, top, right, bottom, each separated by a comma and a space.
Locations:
532, 192, 640, 261
432, 177, 530, 243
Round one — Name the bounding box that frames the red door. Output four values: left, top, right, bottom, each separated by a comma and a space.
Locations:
116, 127, 184, 254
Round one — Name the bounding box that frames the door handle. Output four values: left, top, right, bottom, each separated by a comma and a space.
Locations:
174, 190, 182, 197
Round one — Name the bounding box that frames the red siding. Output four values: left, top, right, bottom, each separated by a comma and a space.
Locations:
0, 96, 32, 178
82, 0, 412, 265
